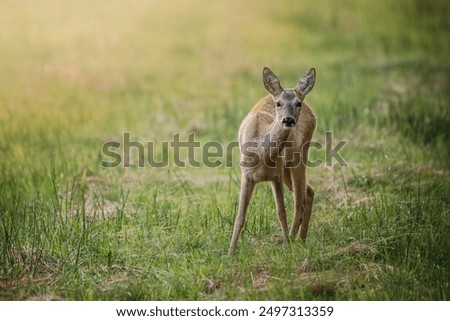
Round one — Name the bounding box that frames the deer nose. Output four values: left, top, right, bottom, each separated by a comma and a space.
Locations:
282, 117, 296, 127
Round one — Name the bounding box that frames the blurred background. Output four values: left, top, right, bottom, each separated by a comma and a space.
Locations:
0, 0, 448, 300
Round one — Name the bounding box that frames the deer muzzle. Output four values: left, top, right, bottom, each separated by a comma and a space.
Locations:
282, 117, 296, 127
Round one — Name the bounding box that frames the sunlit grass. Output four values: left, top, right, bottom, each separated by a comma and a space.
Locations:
0, 0, 449, 300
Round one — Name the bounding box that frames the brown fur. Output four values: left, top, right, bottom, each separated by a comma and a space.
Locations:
228, 67, 317, 254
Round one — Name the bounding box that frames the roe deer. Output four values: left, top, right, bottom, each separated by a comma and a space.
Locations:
228, 67, 316, 255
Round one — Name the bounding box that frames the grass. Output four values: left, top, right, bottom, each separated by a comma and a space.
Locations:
0, 0, 449, 300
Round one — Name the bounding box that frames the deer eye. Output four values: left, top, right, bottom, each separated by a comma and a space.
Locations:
296, 101, 302, 108
276, 101, 282, 107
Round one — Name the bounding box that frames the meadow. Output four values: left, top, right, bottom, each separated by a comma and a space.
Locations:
0, 0, 449, 300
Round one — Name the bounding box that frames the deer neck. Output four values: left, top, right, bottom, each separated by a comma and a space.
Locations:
261, 121, 291, 163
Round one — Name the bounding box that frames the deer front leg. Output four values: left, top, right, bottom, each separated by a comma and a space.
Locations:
270, 179, 289, 241
228, 176, 255, 255
299, 185, 314, 240
289, 166, 306, 238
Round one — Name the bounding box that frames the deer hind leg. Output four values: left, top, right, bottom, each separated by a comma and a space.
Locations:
271, 179, 289, 241
299, 184, 314, 240
283, 168, 293, 192
228, 176, 255, 255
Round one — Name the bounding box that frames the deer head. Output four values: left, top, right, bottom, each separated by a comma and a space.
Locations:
263, 67, 316, 129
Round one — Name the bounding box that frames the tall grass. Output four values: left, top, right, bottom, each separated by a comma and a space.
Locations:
0, 0, 449, 300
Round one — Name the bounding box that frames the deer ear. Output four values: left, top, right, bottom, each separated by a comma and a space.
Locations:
295, 68, 316, 98
263, 67, 283, 96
